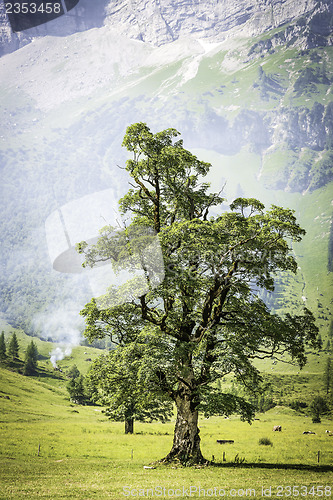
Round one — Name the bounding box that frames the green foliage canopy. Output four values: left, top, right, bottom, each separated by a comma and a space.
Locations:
67, 374, 87, 404
310, 395, 330, 423
78, 123, 320, 463
86, 340, 173, 433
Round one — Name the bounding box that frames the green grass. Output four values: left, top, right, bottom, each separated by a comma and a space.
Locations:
0, 363, 332, 499
1, 26, 333, 498
261, 147, 298, 189
295, 185, 333, 321
0, 317, 104, 377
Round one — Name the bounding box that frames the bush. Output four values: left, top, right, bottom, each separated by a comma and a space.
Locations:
289, 400, 307, 412
259, 437, 273, 446
258, 396, 276, 413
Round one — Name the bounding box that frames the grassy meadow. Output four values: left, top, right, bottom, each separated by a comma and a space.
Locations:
0, 325, 333, 499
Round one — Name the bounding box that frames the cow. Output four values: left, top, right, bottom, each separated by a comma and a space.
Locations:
273, 425, 282, 432
303, 431, 316, 434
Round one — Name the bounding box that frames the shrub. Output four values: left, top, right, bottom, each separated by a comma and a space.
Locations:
289, 400, 307, 411
259, 437, 273, 446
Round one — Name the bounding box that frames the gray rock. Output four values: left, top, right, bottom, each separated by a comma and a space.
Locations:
1, 0, 331, 56
103, 0, 326, 45
0, 0, 109, 56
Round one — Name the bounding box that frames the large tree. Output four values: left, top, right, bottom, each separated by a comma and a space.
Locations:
78, 122, 319, 464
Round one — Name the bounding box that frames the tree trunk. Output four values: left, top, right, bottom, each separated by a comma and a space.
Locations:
162, 382, 206, 465
125, 418, 134, 434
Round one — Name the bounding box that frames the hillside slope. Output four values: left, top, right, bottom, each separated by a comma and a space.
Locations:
0, 1, 332, 350
0, 318, 103, 375
1, 364, 332, 499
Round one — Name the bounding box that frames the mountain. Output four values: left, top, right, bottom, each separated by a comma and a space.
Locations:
1, 0, 332, 54
0, 0, 108, 55
0, 1, 332, 350
103, 0, 333, 46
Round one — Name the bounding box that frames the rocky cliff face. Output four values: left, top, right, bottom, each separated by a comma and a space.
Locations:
0, 0, 109, 56
1, 0, 332, 56
104, 0, 330, 46
0, 0, 332, 334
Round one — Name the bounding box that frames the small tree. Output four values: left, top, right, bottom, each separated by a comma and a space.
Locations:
310, 395, 329, 423
8, 332, 19, 361
317, 334, 323, 350
324, 357, 333, 396
67, 374, 87, 404
329, 320, 333, 339
66, 364, 80, 380
86, 343, 173, 434
23, 341, 38, 375
0, 331, 7, 361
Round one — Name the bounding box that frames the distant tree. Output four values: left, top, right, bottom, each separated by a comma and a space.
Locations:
23, 341, 38, 375
0, 331, 6, 361
67, 374, 87, 404
8, 332, 19, 360
324, 357, 332, 395
66, 364, 80, 380
66, 365, 88, 404
255, 394, 275, 413
329, 320, 333, 339
310, 395, 329, 423
328, 220, 333, 272
293, 68, 318, 96
317, 334, 323, 350
85, 343, 173, 434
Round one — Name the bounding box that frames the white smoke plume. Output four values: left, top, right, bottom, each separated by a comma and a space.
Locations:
50, 345, 72, 368
33, 304, 85, 367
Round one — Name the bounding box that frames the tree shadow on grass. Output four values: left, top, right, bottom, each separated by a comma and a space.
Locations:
37, 354, 49, 361
37, 367, 65, 381
211, 462, 333, 473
